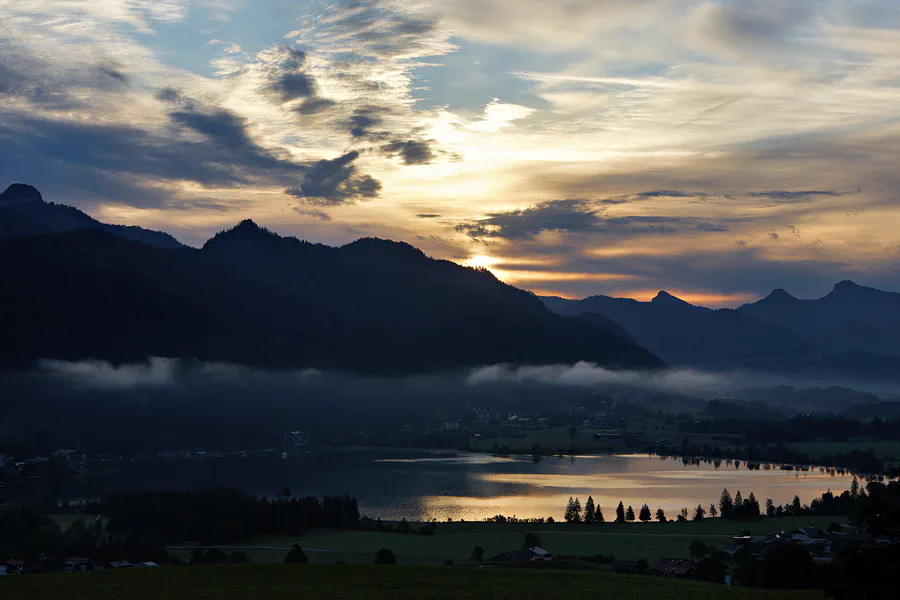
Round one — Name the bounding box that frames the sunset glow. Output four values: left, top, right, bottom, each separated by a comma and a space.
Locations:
4, 0, 900, 304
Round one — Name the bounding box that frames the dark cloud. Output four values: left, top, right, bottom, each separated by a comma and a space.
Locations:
381, 139, 435, 165
280, 47, 306, 70
318, 0, 441, 58
347, 105, 390, 138
695, 222, 730, 232
268, 72, 315, 102
454, 199, 726, 241
0, 92, 380, 209
416, 213, 441, 219
748, 190, 843, 202
294, 206, 332, 221
284, 151, 381, 205
155, 87, 184, 104
99, 66, 128, 85
455, 199, 601, 240
295, 97, 337, 115
768, 232, 780, 240
637, 190, 694, 198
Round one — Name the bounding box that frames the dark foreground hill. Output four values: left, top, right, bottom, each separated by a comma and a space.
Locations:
0, 183, 182, 249
3, 564, 817, 600
0, 222, 662, 373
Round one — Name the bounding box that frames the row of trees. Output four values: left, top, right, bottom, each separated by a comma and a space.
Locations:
0, 487, 365, 564
561, 477, 867, 525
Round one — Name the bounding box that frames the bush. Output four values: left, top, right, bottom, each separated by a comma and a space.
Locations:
374, 548, 397, 565
284, 544, 308, 564
637, 558, 649, 574
471, 546, 485, 562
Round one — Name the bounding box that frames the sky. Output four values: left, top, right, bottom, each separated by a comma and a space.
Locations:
2, 0, 900, 306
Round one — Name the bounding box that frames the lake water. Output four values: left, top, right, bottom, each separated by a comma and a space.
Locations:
14, 450, 857, 521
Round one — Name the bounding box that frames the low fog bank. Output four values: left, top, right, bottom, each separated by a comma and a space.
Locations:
2, 358, 898, 457
34, 357, 900, 399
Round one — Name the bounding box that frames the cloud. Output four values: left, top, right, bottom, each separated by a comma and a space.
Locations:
284, 150, 381, 205
416, 213, 441, 219
268, 71, 316, 102
346, 105, 391, 138
295, 97, 337, 115
39, 357, 180, 390
381, 139, 435, 165
455, 199, 732, 241
747, 190, 844, 202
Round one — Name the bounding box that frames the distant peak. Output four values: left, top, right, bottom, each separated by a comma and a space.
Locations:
652, 290, 689, 305
833, 280, 860, 291
202, 219, 280, 249
0, 183, 43, 205
765, 288, 796, 301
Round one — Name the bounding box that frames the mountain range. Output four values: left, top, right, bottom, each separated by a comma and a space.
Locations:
5, 182, 900, 379
544, 282, 900, 380
0, 184, 661, 373
0, 183, 181, 249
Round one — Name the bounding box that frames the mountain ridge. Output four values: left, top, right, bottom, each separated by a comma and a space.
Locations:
0, 209, 664, 373
0, 183, 183, 249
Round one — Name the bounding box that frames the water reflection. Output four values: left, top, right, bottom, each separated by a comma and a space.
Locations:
15, 450, 858, 522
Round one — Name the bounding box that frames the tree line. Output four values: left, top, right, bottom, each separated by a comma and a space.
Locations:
559, 476, 870, 524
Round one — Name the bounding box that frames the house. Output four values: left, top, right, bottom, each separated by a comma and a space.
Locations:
1, 560, 26, 576
64, 557, 93, 572
283, 431, 310, 448
108, 560, 135, 569
136, 561, 160, 568
441, 422, 460, 432
650, 559, 697, 579
488, 546, 553, 563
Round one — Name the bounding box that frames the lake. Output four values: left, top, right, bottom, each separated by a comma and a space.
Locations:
12, 449, 859, 521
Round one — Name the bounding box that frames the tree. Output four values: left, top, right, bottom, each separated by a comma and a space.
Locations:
284, 544, 308, 564
564, 497, 577, 522
791, 495, 802, 515
625, 505, 636, 522
689, 540, 710, 559
595, 503, 604, 523
573, 497, 582, 523
719, 489, 733, 518
636, 557, 649, 574
639, 504, 651, 522
746, 493, 760, 518
584, 497, 595, 524
765, 498, 775, 516
696, 556, 727, 584
850, 476, 860, 499
734, 490, 743, 507
523, 533, 541, 549
616, 501, 626, 523
374, 548, 397, 565
693, 504, 706, 521
656, 508, 667, 523
709, 504, 718, 518
471, 546, 484, 562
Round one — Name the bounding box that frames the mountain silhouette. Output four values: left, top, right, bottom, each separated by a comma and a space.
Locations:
738, 281, 900, 356
542, 292, 805, 366
0, 218, 663, 373
0, 183, 182, 249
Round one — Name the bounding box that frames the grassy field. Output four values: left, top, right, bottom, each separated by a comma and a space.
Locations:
167, 517, 839, 566
2, 564, 820, 600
